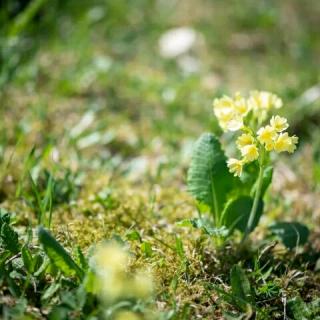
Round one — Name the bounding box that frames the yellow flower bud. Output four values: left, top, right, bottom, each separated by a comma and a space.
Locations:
227, 158, 243, 177
270, 115, 289, 132
240, 144, 259, 162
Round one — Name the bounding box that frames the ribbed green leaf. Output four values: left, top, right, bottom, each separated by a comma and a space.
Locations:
1, 223, 20, 254
187, 133, 235, 219
38, 227, 84, 280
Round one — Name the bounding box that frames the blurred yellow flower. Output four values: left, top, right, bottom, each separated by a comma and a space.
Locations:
270, 115, 289, 132
115, 311, 141, 320
131, 271, 154, 298
249, 91, 283, 111
227, 158, 243, 177
94, 243, 128, 272
257, 125, 277, 145
274, 133, 298, 153
92, 242, 154, 303
240, 144, 259, 162
92, 243, 129, 301
236, 133, 255, 149
213, 96, 234, 115
218, 109, 244, 132
264, 141, 275, 151
234, 92, 250, 116
288, 135, 299, 153
213, 96, 243, 131
270, 94, 283, 109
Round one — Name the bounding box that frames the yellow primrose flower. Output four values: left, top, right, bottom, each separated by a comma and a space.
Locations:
213, 96, 234, 114
270, 93, 283, 109
236, 133, 255, 149
257, 125, 277, 145
270, 115, 289, 132
248, 91, 268, 110
215, 107, 243, 132
240, 144, 259, 162
287, 135, 299, 153
264, 141, 275, 151
115, 311, 141, 320
234, 92, 250, 116
274, 133, 298, 153
131, 271, 154, 298
92, 243, 154, 302
93, 243, 128, 271
227, 158, 243, 177
226, 117, 244, 131
92, 243, 129, 301
248, 91, 283, 111
213, 96, 244, 132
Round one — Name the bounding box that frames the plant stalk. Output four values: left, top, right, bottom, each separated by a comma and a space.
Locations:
243, 161, 265, 242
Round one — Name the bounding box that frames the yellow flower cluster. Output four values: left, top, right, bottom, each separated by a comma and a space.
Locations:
213, 92, 298, 177
91, 242, 153, 302
213, 93, 249, 131
257, 115, 297, 154
213, 91, 282, 132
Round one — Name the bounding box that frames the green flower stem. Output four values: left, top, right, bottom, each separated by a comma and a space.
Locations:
243, 149, 265, 242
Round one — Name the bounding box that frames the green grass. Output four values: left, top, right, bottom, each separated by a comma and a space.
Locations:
1, 0, 320, 319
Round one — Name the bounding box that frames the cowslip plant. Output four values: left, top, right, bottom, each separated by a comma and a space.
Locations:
187, 91, 298, 241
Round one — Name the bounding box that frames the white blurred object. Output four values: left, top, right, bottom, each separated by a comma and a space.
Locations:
298, 84, 320, 106
87, 6, 105, 23
159, 27, 197, 58
177, 55, 200, 73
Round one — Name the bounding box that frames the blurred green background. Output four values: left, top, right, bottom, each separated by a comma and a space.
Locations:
1, 0, 320, 195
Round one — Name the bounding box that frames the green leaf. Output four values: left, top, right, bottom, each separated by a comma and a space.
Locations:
222, 196, 263, 233
126, 230, 142, 242
38, 227, 84, 279
1, 222, 20, 254
0, 209, 10, 228
22, 245, 34, 273
42, 282, 61, 301
5, 298, 27, 318
269, 222, 309, 249
76, 246, 88, 271
230, 265, 254, 312
141, 241, 152, 257
177, 218, 229, 237
175, 236, 185, 259
287, 296, 311, 320
187, 133, 235, 220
